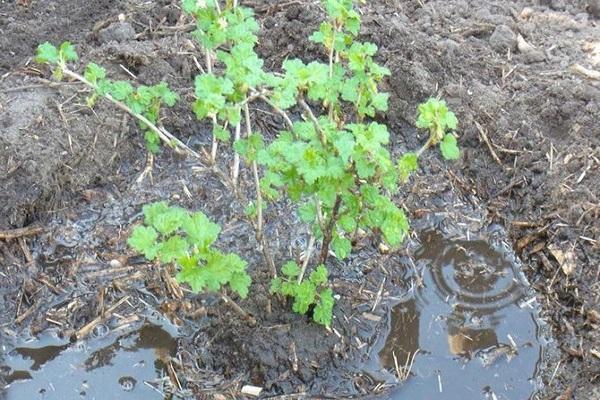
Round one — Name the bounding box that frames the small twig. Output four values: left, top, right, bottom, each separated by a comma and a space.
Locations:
257, 94, 294, 129
371, 277, 386, 312
0, 225, 43, 240
75, 296, 130, 340
0, 80, 82, 93
416, 136, 435, 157
221, 293, 256, 325
475, 120, 503, 167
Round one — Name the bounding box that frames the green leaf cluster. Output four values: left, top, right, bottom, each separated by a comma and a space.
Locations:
91, 70, 179, 153
185, 1, 266, 141
258, 117, 409, 254
183, 2, 259, 50
35, 41, 78, 79
127, 201, 251, 298
416, 98, 460, 160
270, 262, 334, 327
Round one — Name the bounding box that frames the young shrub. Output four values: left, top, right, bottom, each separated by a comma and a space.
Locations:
270, 262, 334, 328
191, 0, 460, 326
128, 202, 253, 320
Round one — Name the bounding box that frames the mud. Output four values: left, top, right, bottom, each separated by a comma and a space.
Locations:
1, 0, 599, 398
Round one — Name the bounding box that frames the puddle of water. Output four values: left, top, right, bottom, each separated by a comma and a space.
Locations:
0, 323, 177, 399
376, 230, 544, 400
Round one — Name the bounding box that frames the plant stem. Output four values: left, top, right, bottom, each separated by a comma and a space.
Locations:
204, 46, 219, 164
298, 97, 327, 145
221, 293, 256, 325
244, 102, 277, 278
416, 136, 435, 157
232, 122, 241, 185
298, 234, 315, 283
61, 68, 201, 160
257, 94, 294, 129
319, 195, 342, 264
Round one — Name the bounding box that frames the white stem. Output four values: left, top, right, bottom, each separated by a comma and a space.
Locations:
298, 235, 315, 283
232, 122, 241, 185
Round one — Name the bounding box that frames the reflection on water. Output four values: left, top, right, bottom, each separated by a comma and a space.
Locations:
0, 324, 177, 399
378, 231, 543, 400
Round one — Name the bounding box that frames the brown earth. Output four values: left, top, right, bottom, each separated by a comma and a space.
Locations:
0, 0, 599, 399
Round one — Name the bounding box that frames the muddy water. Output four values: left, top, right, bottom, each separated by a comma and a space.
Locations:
376, 230, 545, 400
0, 323, 177, 399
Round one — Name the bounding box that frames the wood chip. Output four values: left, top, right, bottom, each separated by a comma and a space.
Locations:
241, 385, 263, 397
587, 309, 600, 324
591, 349, 600, 360
517, 34, 536, 53
0, 226, 43, 240
363, 312, 382, 322
571, 64, 600, 80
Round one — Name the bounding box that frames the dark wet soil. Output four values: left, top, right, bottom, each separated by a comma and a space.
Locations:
1, 0, 599, 399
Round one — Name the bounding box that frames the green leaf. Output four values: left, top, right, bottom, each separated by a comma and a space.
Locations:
292, 281, 317, 314
128, 226, 159, 260
229, 271, 251, 299
234, 133, 264, 161
35, 42, 60, 65
338, 214, 357, 232
144, 131, 161, 154
298, 202, 317, 223
244, 202, 257, 218
380, 204, 409, 247
281, 261, 301, 278
157, 235, 188, 263
332, 235, 352, 259
182, 211, 221, 249
110, 81, 134, 101
333, 131, 355, 163
59, 41, 78, 62
270, 277, 283, 294
177, 256, 205, 292
398, 152, 419, 182
416, 98, 459, 141
213, 125, 230, 141
84, 63, 106, 85
143, 201, 170, 227
371, 92, 389, 112
313, 288, 334, 327
152, 206, 188, 235
309, 265, 328, 286
440, 133, 460, 160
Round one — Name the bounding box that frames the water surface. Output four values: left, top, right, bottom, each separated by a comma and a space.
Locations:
377, 230, 544, 400
1, 323, 177, 399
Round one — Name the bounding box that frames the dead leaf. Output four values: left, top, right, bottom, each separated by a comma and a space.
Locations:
548, 245, 576, 276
